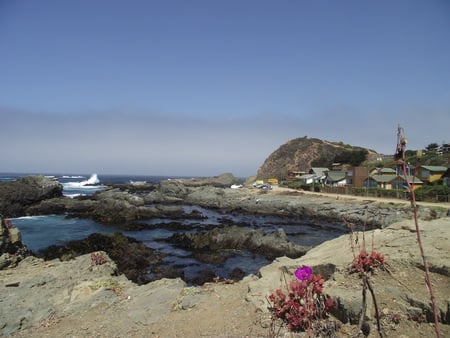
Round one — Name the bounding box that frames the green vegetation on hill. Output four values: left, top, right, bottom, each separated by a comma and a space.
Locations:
312, 149, 368, 168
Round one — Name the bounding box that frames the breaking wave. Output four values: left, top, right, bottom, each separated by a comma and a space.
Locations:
61, 173, 103, 197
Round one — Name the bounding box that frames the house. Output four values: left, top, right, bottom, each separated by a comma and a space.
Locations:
297, 174, 316, 184
369, 167, 397, 176
364, 175, 423, 190
379, 168, 397, 175
364, 175, 395, 189
398, 175, 424, 190
309, 167, 329, 184
325, 171, 348, 187
416, 165, 448, 183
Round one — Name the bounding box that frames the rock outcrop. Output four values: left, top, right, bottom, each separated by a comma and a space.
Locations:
0, 251, 187, 336
0, 176, 63, 217
169, 225, 310, 260
256, 137, 377, 179
0, 216, 30, 269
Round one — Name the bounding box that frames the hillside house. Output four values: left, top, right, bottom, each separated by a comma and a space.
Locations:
369, 167, 397, 176
380, 168, 397, 175
364, 175, 423, 190
325, 171, 348, 187
416, 165, 448, 183
297, 174, 316, 184
309, 167, 329, 184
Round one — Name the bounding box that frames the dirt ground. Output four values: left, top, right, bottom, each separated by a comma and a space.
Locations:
271, 185, 450, 210
10, 261, 450, 338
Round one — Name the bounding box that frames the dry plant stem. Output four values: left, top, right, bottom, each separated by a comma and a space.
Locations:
366, 276, 382, 338
402, 161, 441, 338
354, 274, 383, 338
354, 276, 367, 338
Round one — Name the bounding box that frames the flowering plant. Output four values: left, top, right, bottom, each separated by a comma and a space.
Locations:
294, 265, 313, 281
352, 248, 385, 273
268, 266, 335, 332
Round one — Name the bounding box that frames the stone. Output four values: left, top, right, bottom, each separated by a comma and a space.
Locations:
168, 225, 310, 260
0, 176, 63, 217
0, 216, 30, 268
8, 227, 21, 244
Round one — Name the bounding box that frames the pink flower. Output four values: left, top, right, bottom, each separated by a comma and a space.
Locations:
294, 265, 313, 281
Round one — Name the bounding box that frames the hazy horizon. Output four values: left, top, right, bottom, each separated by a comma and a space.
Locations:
1, 1, 449, 177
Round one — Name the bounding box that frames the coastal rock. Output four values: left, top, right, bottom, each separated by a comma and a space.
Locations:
170, 173, 240, 188
0, 252, 186, 336
157, 173, 240, 197
168, 225, 310, 260
0, 216, 30, 269
7, 174, 440, 230
37, 232, 167, 285
0, 175, 63, 217
247, 217, 450, 328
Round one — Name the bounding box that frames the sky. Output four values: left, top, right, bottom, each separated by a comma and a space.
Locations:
1, 0, 449, 177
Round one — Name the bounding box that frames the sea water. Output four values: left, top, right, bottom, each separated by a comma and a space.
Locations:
2, 173, 347, 281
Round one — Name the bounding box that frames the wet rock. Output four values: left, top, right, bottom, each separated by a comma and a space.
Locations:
168, 225, 310, 260
230, 267, 246, 280
189, 269, 217, 285
37, 232, 165, 285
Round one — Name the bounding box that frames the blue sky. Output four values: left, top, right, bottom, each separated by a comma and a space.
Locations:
1, 1, 449, 176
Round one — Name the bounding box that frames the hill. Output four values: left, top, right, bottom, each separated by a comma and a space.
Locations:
256, 137, 378, 180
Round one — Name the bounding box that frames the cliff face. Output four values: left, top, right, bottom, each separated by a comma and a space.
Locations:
256, 137, 377, 179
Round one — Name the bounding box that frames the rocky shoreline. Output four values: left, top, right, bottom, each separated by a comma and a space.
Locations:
2, 173, 446, 227
1, 174, 450, 336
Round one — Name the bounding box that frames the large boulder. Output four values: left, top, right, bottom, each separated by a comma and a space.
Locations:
0, 176, 63, 217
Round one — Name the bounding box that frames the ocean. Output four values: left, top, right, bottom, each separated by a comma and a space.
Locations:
1, 172, 347, 283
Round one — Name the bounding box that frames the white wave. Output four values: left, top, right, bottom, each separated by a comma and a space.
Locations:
62, 173, 100, 188
130, 180, 146, 185
12, 215, 49, 220
65, 193, 83, 198
62, 175, 86, 179
85, 173, 100, 185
